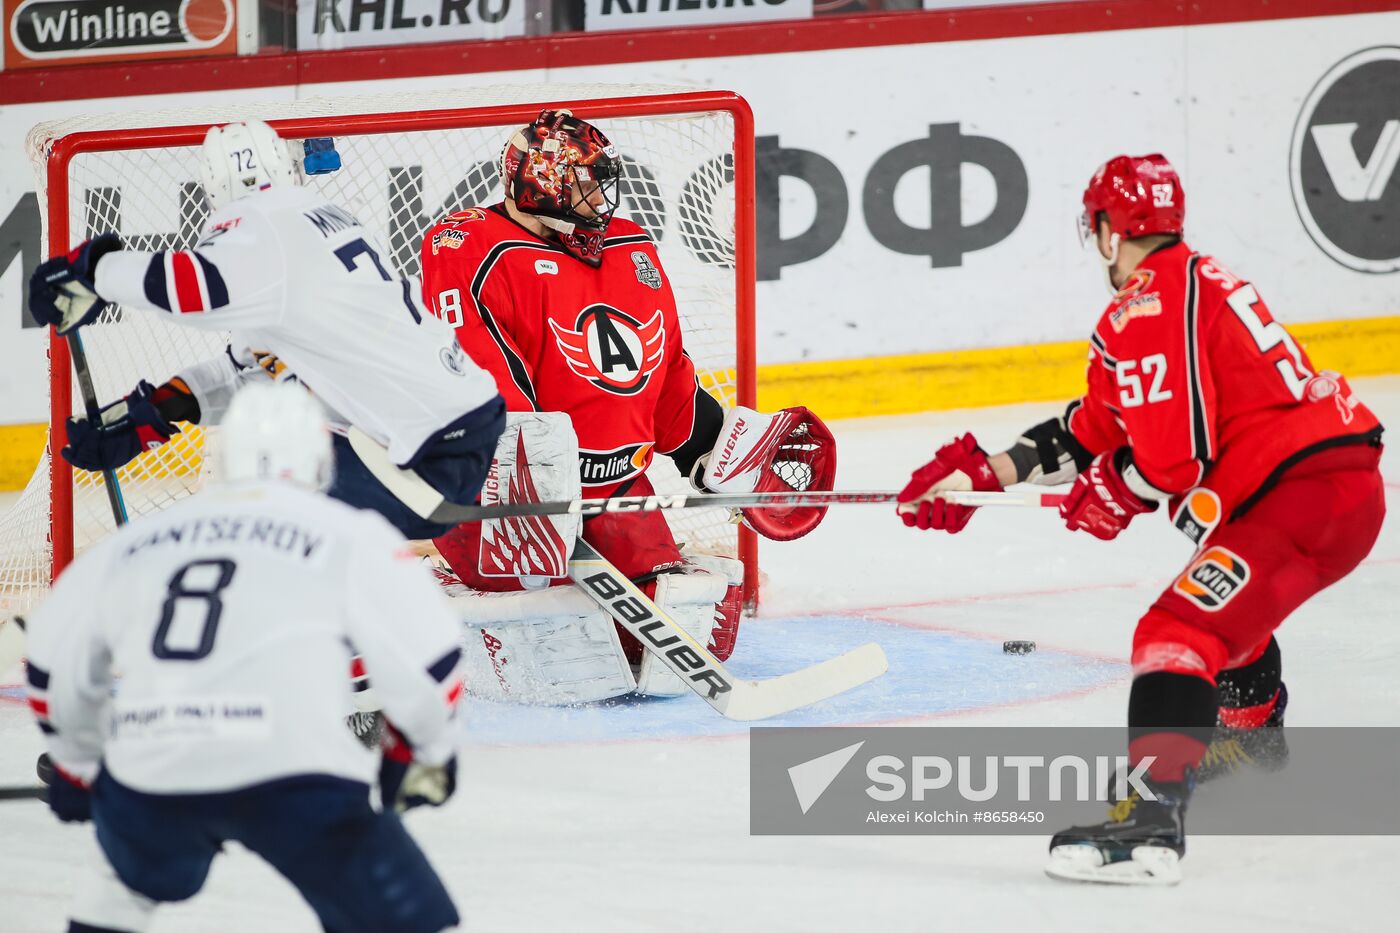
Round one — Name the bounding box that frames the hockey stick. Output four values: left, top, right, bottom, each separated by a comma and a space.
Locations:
346, 426, 1064, 522
68, 331, 128, 527
0, 615, 27, 684
569, 538, 887, 720
0, 786, 47, 802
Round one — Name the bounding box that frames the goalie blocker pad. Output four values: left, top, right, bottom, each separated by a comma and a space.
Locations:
452, 554, 744, 704
476, 412, 582, 586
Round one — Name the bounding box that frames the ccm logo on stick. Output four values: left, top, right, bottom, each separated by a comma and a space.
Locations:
580, 572, 732, 699
571, 494, 688, 515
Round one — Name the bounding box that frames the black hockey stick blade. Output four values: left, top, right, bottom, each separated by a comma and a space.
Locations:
0, 786, 48, 802
67, 331, 128, 527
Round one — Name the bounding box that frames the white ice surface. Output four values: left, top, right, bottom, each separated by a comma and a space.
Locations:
2, 379, 1397, 932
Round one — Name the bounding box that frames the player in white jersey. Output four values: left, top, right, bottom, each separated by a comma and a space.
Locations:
25, 383, 464, 933
29, 119, 504, 540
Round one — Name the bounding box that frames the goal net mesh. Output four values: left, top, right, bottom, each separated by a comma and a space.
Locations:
0, 85, 752, 622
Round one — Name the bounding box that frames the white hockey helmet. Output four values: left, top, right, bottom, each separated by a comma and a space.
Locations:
199, 119, 298, 211
218, 382, 333, 490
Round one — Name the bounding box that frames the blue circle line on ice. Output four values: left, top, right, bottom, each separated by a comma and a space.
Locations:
458, 614, 1125, 747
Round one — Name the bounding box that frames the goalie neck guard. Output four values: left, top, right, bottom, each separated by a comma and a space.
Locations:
500, 110, 621, 266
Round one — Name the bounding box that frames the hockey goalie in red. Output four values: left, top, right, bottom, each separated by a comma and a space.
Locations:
897, 155, 1384, 885
420, 109, 836, 704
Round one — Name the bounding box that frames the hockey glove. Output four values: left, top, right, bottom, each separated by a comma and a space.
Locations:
697, 406, 837, 541
1059, 448, 1158, 541
62, 380, 182, 473
379, 722, 458, 813
28, 233, 123, 334
46, 764, 92, 823
897, 433, 1001, 533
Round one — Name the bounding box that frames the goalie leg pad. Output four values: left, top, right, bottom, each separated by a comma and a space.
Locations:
453, 587, 637, 705
684, 554, 745, 661
634, 563, 733, 697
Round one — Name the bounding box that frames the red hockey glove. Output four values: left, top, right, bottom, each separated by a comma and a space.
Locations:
897, 433, 1000, 533
1059, 448, 1157, 541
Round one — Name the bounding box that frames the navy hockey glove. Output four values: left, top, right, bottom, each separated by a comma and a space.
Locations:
29, 233, 123, 334
46, 765, 92, 823
63, 380, 181, 472
379, 722, 457, 813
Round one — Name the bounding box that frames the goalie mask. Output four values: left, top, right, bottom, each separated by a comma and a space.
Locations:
500, 110, 621, 266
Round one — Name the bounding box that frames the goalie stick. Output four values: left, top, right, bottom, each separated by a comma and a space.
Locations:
346, 426, 1064, 522
569, 538, 887, 720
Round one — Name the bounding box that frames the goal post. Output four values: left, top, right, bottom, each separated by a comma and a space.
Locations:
4, 86, 758, 621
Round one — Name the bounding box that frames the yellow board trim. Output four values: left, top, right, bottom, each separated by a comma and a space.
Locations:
758, 313, 1400, 419
3, 314, 1398, 492
0, 425, 207, 495
0, 423, 48, 494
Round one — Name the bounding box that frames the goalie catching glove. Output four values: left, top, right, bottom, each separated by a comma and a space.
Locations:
61, 379, 197, 473
695, 406, 837, 541
28, 233, 123, 334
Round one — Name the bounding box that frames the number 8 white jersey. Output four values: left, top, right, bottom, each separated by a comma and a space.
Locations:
24, 481, 465, 794
94, 185, 501, 465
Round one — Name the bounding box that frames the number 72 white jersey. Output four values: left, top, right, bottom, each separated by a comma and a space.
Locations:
95, 184, 501, 465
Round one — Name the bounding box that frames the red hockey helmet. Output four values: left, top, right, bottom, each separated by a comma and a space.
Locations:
1079, 154, 1185, 244
500, 110, 620, 263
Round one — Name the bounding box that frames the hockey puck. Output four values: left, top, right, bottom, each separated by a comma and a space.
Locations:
35, 752, 53, 786
1003, 640, 1036, 655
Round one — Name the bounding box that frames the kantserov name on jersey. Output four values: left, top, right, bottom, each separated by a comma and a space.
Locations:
123, 515, 325, 561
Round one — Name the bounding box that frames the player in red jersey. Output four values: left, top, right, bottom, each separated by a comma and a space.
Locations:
897, 154, 1384, 885
420, 110, 835, 704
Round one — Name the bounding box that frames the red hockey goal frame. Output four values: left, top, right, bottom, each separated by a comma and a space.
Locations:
39, 90, 759, 607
